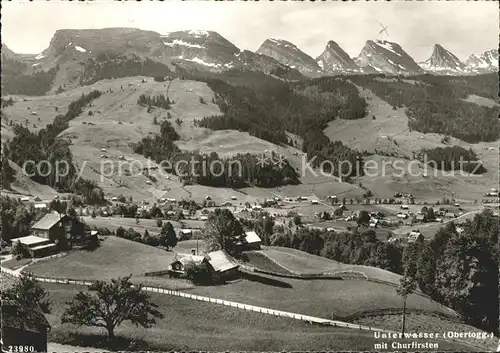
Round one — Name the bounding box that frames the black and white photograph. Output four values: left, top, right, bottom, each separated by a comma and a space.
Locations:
1, 1, 499, 352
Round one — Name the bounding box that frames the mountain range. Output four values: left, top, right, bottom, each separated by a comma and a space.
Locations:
2, 28, 498, 90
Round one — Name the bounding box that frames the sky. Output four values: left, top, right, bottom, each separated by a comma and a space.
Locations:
2, 1, 498, 61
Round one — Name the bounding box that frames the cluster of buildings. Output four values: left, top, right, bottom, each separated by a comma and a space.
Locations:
167, 231, 262, 281
12, 213, 91, 258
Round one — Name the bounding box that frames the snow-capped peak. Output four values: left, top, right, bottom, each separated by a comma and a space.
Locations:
355, 39, 422, 74
188, 30, 210, 37
420, 44, 465, 73
373, 40, 401, 57
465, 49, 498, 72
256, 38, 321, 76
163, 39, 205, 49
316, 40, 361, 73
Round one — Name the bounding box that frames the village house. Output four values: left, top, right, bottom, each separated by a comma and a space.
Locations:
34, 203, 47, 210
444, 212, 457, 219
169, 254, 206, 277
30, 213, 85, 248
415, 213, 426, 222
31, 213, 70, 241
2, 300, 51, 352
369, 218, 379, 228
168, 250, 240, 282
236, 231, 262, 251
407, 230, 424, 243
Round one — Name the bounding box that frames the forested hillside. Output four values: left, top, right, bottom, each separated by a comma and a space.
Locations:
404, 211, 498, 334
419, 146, 487, 174
2, 62, 58, 95
351, 74, 499, 143
195, 73, 367, 179
80, 53, 175, 86
133, 121, 299, 188
4, 90, 106, 204
268, 210, 498, 335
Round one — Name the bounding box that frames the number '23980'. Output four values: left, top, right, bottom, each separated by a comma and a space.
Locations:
6, 346, 34, 352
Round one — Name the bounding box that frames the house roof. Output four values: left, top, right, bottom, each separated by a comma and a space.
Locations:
13, 235, 50, 246
205, 250, 239, 273
244, 231, 261, 244
176, 254, 205, 266
407, 233, 423, 242
31, 213, 65, 230
31, 243, 57, 251
1, 300, 51, 333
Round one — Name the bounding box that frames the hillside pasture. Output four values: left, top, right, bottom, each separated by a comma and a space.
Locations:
26, 236, 179, 284
175, 239, 208, 254
242, 251, 294, 275
358, 154, 497, 202
460, 94, 498, 108
4, 160, 60, 199
1, 90, 95, 133
189, 272, 456, 320
259, 246, 402, 285
323, 84, 499, 201
81, 216, 184, 235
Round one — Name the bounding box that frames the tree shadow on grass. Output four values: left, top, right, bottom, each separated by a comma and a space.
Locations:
52, 331, 184, 351
241, 272, 293, 288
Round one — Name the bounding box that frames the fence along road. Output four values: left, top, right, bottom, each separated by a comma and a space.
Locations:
1, 266, 393, 333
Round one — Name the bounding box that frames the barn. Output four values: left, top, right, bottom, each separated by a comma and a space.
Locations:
205, 250, 239, 281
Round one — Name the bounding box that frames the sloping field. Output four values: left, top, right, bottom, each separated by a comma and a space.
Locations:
324, 83, 499, 159
2, 88, 96, 133
323, 84, 499, 201
460, 94, 499, 108
4, 160, 60, 199
81, 216, 183, 234
190, 272, 456, 320
359, 154, 498, 201
42, 283, 471, 351
2, 75, 368, 204
175, 239, 208, 254
243, 251, 294, 275
259, 246, 402, 285
27, 236, 176, 283
354, 314, 498, 351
